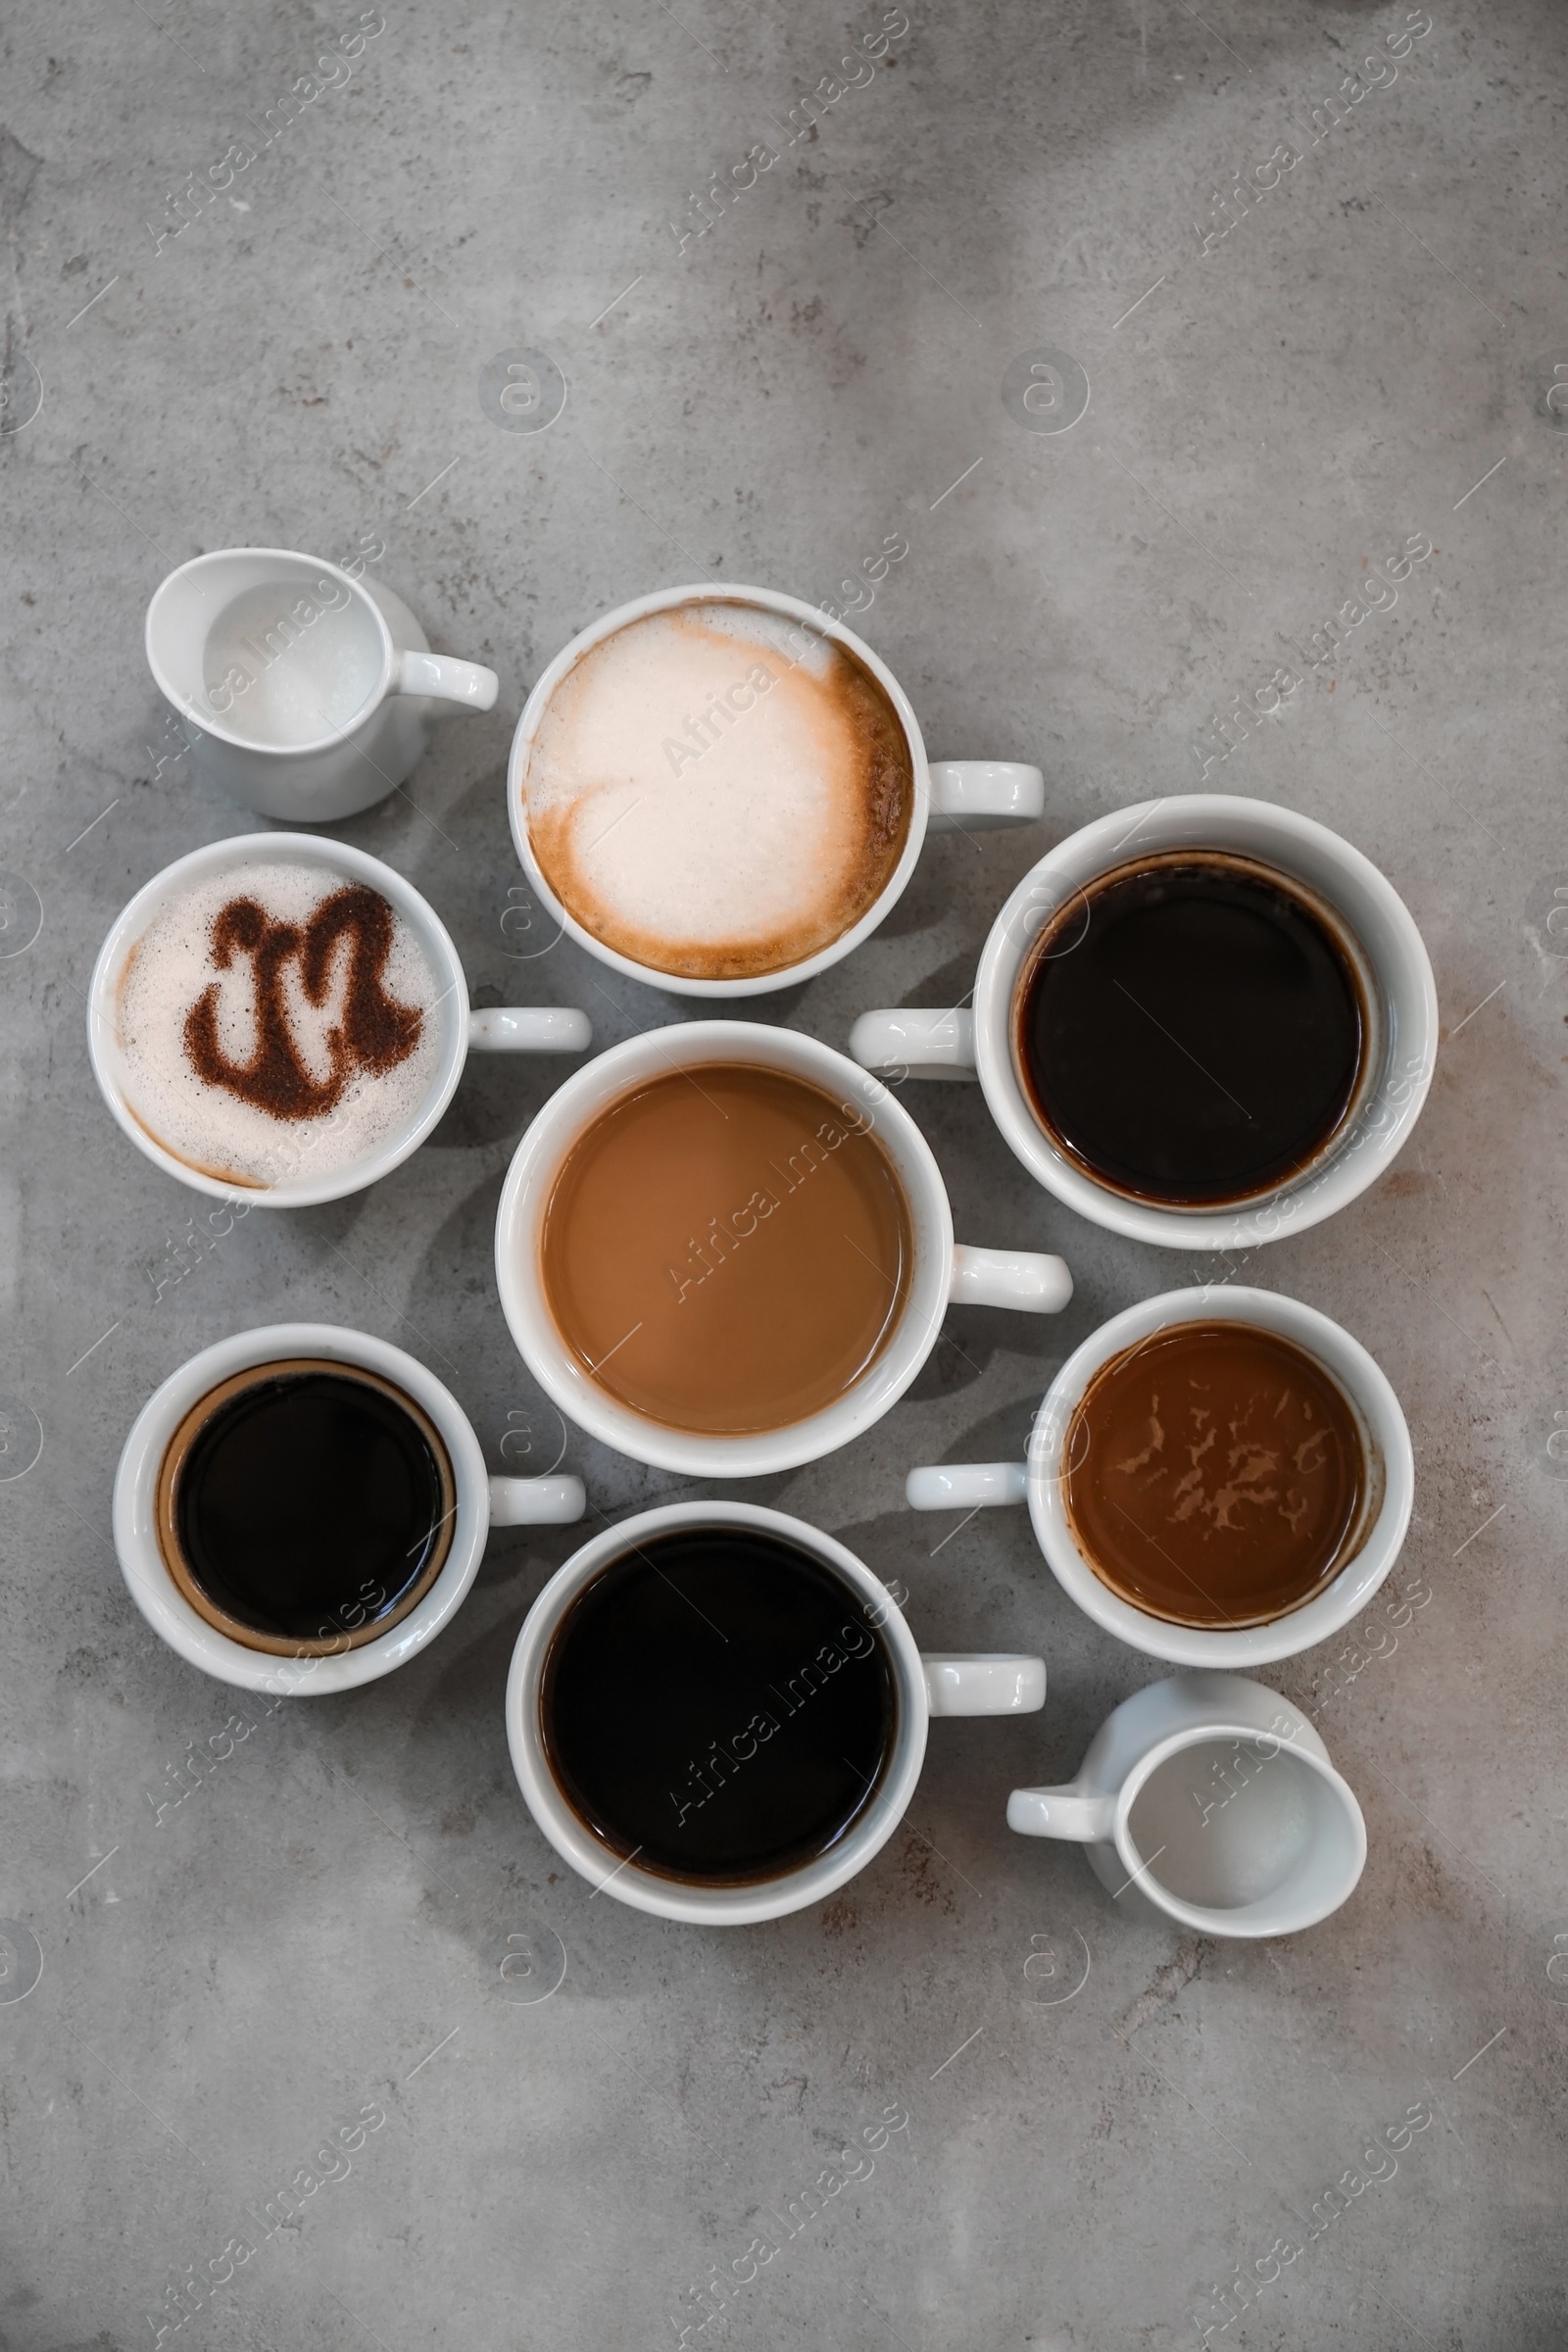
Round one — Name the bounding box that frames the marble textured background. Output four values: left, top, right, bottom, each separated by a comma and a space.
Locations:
1, 0, 1565, 2344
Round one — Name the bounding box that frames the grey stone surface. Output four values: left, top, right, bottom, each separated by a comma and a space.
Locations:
1, 0, 1564, 2344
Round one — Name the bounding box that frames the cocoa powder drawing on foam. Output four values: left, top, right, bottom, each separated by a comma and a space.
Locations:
182, 885, 423, 1120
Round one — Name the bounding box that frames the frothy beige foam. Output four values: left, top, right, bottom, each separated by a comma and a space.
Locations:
115, 859, 443, 1190
520, 605, 913, 981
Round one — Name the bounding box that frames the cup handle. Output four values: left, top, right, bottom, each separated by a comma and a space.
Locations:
950, 1245, 1072, 1314
848, 1007, 977, 1081
906, 1461, 1028, 1511
1006, 1785, 1116, 1841
488, 1474, 586, 1527
927, 760, 1045, 834
468, 1007, 592, 1054
921, 1654, 1046, 1715
391, 649, 500, 713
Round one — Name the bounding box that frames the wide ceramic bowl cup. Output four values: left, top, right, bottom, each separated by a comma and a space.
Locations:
851, 794, 1439, 1250
906, 1285, 1414, 1670
506, 580, 1044, 998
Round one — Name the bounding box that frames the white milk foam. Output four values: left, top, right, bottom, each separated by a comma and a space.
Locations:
202, 580, 382, 746
521, 604, 912, 980
116, 859, 443, 1190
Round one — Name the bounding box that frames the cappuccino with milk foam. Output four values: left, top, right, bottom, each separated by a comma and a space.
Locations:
520, 604, 914, 982
116, 858, 442, 1190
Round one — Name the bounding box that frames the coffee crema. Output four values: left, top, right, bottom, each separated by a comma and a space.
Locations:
537, 1063, 913, 1435
156, 1359, 456, 1653
541, 1527, 897, 1883
116, 860, 441, 1188
521, 605, 913, 981
1014, 851, 1368, 1208
1061, 1321, 1372, 1629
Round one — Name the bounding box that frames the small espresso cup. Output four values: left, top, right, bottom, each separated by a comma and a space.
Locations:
493, 1019, 1074, 1479
507, 581, 1046, 998
1007, 1671, 1366, 1937
507, 1500, 1047, 1926
114, 1322, 586, 1694
89, 832, 591, 1208
850, 793, 1438, 1250
906, 1286, 1413, 1669
147, 548, 500, 822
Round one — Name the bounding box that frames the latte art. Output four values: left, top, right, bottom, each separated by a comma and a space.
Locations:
116, 859, 442, 1188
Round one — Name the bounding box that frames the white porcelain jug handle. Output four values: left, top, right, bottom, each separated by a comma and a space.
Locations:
468, 1007, 592, 1054
926, 760, 1045, 833
906, 1461, 1028, 1512
848, 1006, 978, 1081
392, 648, 500, 712
950, 1245, 1072, 1314
922, 1654, 1046, 1715
488, 1474, 586, 1526
1006, 1785, 1116, 1841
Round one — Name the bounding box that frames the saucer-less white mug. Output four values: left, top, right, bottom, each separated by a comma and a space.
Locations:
850, 795, 1438, 1250
89, 833, 591, 1208
906, 1285, 1413, 1669
507, 581, 1046, 998
507, 1500, 1046, 1926
147, 548, 500, 822
1007, 1671, 1366, 1937
114, 1323, 586, 1694
493, 1019, 1073, 1478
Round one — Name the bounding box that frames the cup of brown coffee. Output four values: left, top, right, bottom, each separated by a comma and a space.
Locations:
507, 583, 1045, 996
114, 1322, 586, 1691
506, 1499, 1046, 1925
850, 795, 1438, 1250
492, 1022, 1073, 1477
906, 1286, 1414, 1669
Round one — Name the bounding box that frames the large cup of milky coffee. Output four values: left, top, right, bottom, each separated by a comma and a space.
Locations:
493, 1022, 1074, 1477
906, 1285, 1415, 1670
88, 834, 592, 1208
850, 795, 1439, 1250
507, 584, 1046, 996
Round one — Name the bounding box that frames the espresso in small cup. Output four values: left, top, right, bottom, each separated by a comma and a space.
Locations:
156, 1359, 456, 1654
520, 604, 913, 983
538, 1062, 912, 1435
1013, 850, 1372, 1208
1010, 851, 1363, 1213
540, 1524, 897, 1884
117, 853, 442, 1190
1062, 1320, 1373, 1630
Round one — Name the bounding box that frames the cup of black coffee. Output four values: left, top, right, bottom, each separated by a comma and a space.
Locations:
849, 796, 1438, 1250
115, 1323, 586, 1692
506, 1501, 1047, 1925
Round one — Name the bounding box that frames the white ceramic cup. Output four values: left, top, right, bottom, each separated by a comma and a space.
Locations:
906, 1285, 1413, 1670
114, 1322, 586, 1694
88, 832, 592, 1208
493, 1019, 1073, 1478
1007, 1670, 1366, 1937
147, 548, 500, 822
507, 581, 1046, 998
850, 794, 1439, 1250
506, 1500, 1046, 1926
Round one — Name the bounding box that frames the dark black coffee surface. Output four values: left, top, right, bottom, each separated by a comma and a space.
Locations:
542, 1529, 896, 1884
1016, 854, 1365, 1205
175, 1371, 447, 1641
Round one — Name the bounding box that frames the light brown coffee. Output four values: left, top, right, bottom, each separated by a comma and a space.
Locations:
537, 1064, 914, 1434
